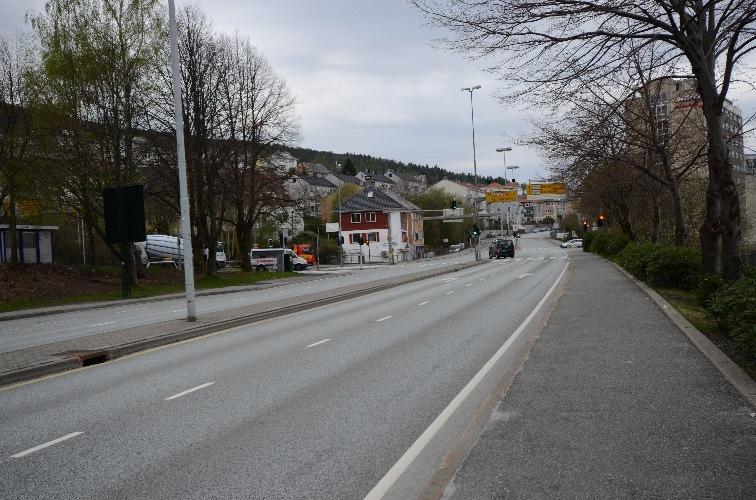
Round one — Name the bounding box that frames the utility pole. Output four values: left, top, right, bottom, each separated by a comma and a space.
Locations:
168, 0, 196, 321
336, 161, 343, 266
462, 85, 482, 261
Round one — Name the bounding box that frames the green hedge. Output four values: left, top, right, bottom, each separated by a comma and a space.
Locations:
582, 231, 629, 256
709, 278, 756, 363
614, 242, 700, 288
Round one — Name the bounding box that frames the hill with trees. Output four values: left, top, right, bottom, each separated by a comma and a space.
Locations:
285, 146, 509, 185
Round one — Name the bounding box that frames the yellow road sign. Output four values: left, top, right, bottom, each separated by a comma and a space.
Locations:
485, 191, 517, 203
527, 183, 566, 196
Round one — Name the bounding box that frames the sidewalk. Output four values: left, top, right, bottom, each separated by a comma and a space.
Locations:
445, 251, 756, 499
0, 259, 482, 387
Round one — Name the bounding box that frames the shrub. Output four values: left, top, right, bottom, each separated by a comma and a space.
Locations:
645, 245, 701, 289
604, 233, 630, 256
694, 273, 726, 307
709, 278, 756, 363
590, 231, 612, 255
582, 231, 595, 252
615, 242, 658, 280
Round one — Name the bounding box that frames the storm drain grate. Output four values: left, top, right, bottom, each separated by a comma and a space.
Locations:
49, 350, 110, 366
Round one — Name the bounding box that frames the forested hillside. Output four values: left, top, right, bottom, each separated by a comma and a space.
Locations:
286, 146, 509, 185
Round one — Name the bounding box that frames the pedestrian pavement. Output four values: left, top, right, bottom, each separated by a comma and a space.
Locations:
0, 259, 482, 387
445, 251, 756, 499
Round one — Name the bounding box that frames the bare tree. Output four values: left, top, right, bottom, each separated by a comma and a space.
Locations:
414, 0, 756, 279
30, 0, 163, 275
0, 34, 37, 264
220, 35, 301, 270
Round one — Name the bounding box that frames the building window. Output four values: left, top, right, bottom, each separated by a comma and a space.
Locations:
351, 213, 361, 223
366, 212, 376, 222
402, 232, 408, 243
368, 232, 379, 242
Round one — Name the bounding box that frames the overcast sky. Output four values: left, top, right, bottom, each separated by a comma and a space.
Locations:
3, 1, 755, 183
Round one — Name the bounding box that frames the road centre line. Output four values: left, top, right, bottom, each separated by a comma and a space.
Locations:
445, 291, 455, 295
306, 338, 332, 348
466, 283, 473, 287
11, 432, 84, 459
376, 315, 393, 322
165, 382, 215, 401
418, 301, 430, 306
88, 321, 115, 327
365, 261, 569, 499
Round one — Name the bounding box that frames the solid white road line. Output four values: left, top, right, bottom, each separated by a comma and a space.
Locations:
88, 321, 116, 328
376, 316, 393, 322
306, 338, 332, 348
517, 274, 533, 279
164, 382, 215, 401
418, 301, 430, 306
365, 261, 569, 500
465, 283, 473, 287
11, 432, 84, 459
445, 291, 455, 295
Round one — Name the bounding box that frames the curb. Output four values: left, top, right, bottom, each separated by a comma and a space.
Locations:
0, 260, 485, 388
0, 273, 350, 322
608, 260, 756, 409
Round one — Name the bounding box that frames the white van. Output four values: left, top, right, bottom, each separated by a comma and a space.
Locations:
250, 248, 308, 271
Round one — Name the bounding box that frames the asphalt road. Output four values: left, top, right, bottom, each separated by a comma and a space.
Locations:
0, 234, 569, 499
0, 249, 481, 353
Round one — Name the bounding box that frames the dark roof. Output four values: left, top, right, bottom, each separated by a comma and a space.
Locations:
361, 172, 396, 184
333, 173, 363, 185
300, 162, 331, 175
338, 186, 421, 212
299, 175, 336, 188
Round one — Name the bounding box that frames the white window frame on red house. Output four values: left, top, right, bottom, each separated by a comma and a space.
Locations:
368, 232, 379, 242
351, 213, 361, 223
365, 212, 376, 222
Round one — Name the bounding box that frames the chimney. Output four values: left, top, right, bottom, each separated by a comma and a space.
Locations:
365, 174, 374, 185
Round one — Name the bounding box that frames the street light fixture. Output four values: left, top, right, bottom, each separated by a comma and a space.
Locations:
461, 85, 482, 261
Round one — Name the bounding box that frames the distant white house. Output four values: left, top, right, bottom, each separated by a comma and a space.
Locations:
356, 171, 396, 190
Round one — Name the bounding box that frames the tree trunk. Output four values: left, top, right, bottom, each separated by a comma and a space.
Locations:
236, 220, 251, 271
8, 190, 18, 265
87, 223, 96, 266
651, 191, 661, 245
669, 181, 688, 245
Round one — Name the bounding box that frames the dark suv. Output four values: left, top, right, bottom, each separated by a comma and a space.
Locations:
489, 239, 515, 259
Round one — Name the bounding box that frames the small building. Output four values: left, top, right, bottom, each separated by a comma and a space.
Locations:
0, 225, 59, 264
356, 171, 396, 191
337, 185, 424, 262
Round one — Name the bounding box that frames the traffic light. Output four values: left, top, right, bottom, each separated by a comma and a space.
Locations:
338, 235, 344, 245
267, 238, 274, 248
582, 220, 589, 232
597, 214, 606, 227
472, 224, 481, 237
450, 199, 457, 210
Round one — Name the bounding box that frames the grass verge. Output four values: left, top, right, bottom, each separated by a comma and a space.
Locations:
0, 271, 299, 314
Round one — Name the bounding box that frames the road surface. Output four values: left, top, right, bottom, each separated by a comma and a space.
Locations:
0, 234, 569, 499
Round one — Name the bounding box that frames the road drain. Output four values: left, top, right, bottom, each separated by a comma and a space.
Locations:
78, 351, 109, 366
50, 350, 109, 366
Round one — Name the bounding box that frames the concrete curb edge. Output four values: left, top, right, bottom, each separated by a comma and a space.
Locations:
0, 261, 485, 388
608, 259, 756, 409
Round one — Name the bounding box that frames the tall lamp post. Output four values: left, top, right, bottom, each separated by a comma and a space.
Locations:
168, 0, 196, 321
462, 85, 482, 261
336, 161, 343, 265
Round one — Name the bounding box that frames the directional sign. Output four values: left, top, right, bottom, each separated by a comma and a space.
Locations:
485, 190, 517, 203
527, 183, 566, 196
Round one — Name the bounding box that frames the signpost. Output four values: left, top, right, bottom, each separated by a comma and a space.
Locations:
485, 190, 517, 203
526, 182, 566, 196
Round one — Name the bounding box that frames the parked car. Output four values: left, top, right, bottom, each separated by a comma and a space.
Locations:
489, 239, 515, 259
449, 244, 463, 253
560, 239, 583, 248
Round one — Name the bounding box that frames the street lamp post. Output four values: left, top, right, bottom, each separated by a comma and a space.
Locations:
462, 85, 482, 261
336, 161, 343, 266
168, 0, 196, 321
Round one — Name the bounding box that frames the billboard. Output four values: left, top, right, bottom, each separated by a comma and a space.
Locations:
485, 190, 517, 203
